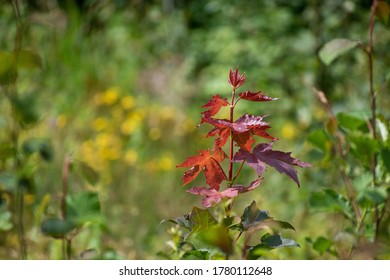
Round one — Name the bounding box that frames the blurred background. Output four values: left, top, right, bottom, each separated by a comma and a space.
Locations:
0, 0, 389, 259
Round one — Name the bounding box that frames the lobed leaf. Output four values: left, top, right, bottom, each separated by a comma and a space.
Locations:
202, 114, 275, 151
189, 207, 217, 235
238, 90, 277, 102
177, 148, 227, 190
233, 142, 311, 187
201, 94, 229, 119
66, 191, 103, 226
187, 179, 262, 208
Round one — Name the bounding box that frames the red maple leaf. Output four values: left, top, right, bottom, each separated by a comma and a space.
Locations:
238, 90, 277, 102
201, 94, 230, 118
187, 179, 262, 207
228, 68, 246, 89
232, 142, 311, 187
176, 148, 227, 190
202, 114, 276, 151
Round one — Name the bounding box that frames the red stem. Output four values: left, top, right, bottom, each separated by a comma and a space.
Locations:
228, 89, 236, 186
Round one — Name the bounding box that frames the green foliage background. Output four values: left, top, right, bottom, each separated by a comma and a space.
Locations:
0, 0, 389, 259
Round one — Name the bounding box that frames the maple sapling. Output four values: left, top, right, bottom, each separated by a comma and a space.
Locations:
178, 68, 311, 209
166, 68, 311, 259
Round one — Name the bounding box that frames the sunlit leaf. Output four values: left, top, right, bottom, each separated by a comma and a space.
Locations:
201, 94, 229, 119
233, 141, 311, 188
196, 224, 233, 255
189, 206, 217, 235
202, 114, 275, 151
238, 90, 277, 102
66, 191, 102, 226
319, 38, 362, 65
336, 111, 369, 132
177, 148, 227, 190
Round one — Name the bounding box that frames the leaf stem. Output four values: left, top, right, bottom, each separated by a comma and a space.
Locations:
228, 89, 236, 186
61, 155, 72, 259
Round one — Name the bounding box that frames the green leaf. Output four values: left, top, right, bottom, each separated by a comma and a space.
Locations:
0, 51, 16, 85
357, 186, 388, 207
182, 249, 211, 260
307, 129, 332, 152
319, 38, 362, 65
312, 236, 333, 255
0, 50, 42, 85
0, 144, 15, 160
41, 218, 75, 239
348, 133, 379, 167
16, 50, 43, 70
162, 215, 193, 230
196, 224, 233, 255
309, 189, 352, 218
377, 115, 389, 142
10, 93, 40, 127
189, 207, 217, 235
381, 148, 390, 173
22, 138, 54, 161
241, 201, 270, 230
247, 234, 299, 259
75, 160, 99, 185
336, 112, 369, 132
66, 191, 102, 226
261, 234, 300, 248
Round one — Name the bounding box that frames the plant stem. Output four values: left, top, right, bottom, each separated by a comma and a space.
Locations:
228, 88, 236, 185
61, 156, 72, 259
367, 0, 381, 242
225, 89, 237, 216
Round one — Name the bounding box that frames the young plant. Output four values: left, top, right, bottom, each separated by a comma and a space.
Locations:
163, 68, 311, 260
308, 0, 390, 258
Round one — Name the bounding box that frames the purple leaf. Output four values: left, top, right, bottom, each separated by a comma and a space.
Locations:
233, 142, 311, 187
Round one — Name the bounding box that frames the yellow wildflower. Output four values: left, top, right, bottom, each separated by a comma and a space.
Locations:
102, 87, 119, 105
124, 149, 138, 166
92, 117, 108, 131
121, 96, 135, 110
281, 123, 296, 140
